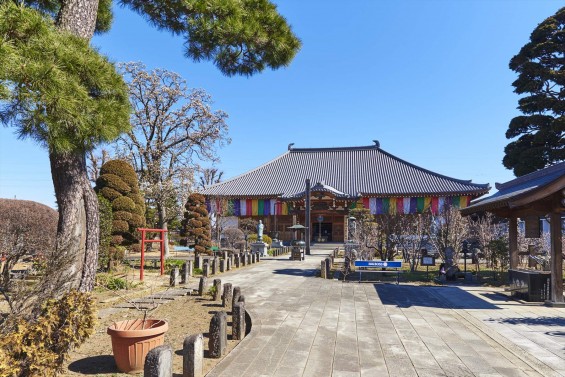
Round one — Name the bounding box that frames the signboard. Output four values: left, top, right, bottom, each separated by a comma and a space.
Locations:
354, 260, 402, 268
525, 216, 541, 239
421, 256, 435, 266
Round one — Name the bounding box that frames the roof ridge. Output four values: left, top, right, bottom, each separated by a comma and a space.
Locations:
290, 145, 378, 152
495, 161, 565, 191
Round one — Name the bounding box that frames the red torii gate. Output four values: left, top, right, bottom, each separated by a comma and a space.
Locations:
137, 228, 168, 281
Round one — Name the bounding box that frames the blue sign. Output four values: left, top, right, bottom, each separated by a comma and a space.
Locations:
354, 260, 402, 268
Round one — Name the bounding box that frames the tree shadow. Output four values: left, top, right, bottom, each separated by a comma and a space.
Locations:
487, 316, 565, 326
272, 268, 318, 277
374, 284, 500, 310
67, 355, 118, 374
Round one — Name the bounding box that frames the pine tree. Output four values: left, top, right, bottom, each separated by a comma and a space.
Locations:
0, 0, 300, 293
504, 7, 565, 176
182, 193, 212, 256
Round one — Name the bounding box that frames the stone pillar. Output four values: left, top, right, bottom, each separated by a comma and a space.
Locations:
235, 254, 240, 268
221, 258, 227, 273
209, 311, 227, 358
183, 334, 203, 377
203, 262, 209, 277
144, 345, 173, 377
321, 260, 326, 279
325, 258, 331, 279
238, 295, 245, 304
212, 257, 218, 275
170, 266, 179, 287
196, 255, 203, 269
181, 263, 189, 284
232, 286, 241, 308
230, 254, 234, 268
509, 216, 519, 269
226, 257, 231, 271
213, 279, 222, 301
241, 253, 246, 266
222, 283, 233, 308
198, 277, 207, 296
550, 211, 563, 303
232, 301, 246, 340
251, 253, 256, 264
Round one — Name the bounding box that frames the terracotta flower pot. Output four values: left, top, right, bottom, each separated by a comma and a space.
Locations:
107, 319, 169, 373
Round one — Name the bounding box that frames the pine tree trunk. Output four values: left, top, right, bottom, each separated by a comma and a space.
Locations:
44, 0, 101, 294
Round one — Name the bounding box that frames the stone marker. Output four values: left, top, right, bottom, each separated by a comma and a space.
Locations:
229, 254, 234, 268
212, 257, 219, 275
181, 262, 189, 284
221, 258, 227, 273
222, 283, 233, 308
238, 295, 245, 303
196, 255, 203, 269
213, 279, 222, 301
235, 254, 240, 268
188, 260, 194, 277
144, 345, 173, 377
232, 286, 241, 308
251, 253, 256, 264
321, 260, 326, 279
170, 266, 179, 287
241, 253, 246, 266
325, 258, 331, 279
226, 257, 231, 271
183, 334, 203, 377
232, 301, 246, 340
209, 311, 227, 358
203, 262, 209, 277
198, 277, 207, 296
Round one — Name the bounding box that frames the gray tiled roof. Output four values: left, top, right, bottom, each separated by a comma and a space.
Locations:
462, 161, 565, 214
200, 144, 490, 198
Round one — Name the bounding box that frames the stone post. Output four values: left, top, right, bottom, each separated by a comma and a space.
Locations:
238, 295, 245, 304
198, 277, 207, 296
183, 333, 203, 377
181, 262, 189, 284
320, 260, 326, 279
196, 255, 203, 269
188, 260, 194, 277
325, 258, 331, 279
170, 266, 179, 287
209, 311, 227, 358
226, 257, 231, 271
213, 279, 222, 301
235, 254, 240, 268
232, 286, 241, 308
203, 262, 209, 277
222, 283, 233, 308
241, 253, 246, 266
221, 258, 227, 273
232, 301, 246, 340
144, 345, 173, 377
230, 254, 234, 268
251, 253, 256, 264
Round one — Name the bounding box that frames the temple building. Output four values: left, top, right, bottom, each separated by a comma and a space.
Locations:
199, 142, 490, 242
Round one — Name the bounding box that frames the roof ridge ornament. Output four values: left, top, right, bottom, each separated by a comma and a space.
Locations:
372, 140, 380, 148
288, 142, 294, 151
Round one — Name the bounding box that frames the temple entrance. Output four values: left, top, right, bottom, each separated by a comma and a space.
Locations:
313, 222, 332, 242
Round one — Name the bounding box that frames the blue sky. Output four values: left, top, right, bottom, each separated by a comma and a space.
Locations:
0, 0, 562, 208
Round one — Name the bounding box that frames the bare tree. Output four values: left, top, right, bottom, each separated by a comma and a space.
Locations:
429, 205, 470, 265
395, 212, 433, 272
115, 62, 230, 256
0, 199, 57, 314
223, 228, 244, 249
468, 212, 507, 269
198, 168, 224, 190
86, 149, 110, 183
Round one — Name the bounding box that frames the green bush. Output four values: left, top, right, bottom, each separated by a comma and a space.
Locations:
112, 219, 129, 233
96, 273, 132, 290
247, 233, 272, 246
100, 160, 139, 188
193, 267, 203, 275
96, 173, 131, 194
99, 186, 121, 201
112, 196, 136, 212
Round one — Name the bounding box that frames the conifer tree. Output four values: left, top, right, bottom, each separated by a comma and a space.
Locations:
0, 0, 300, 293
504, 7, 565, 176
182, 193, 212, 256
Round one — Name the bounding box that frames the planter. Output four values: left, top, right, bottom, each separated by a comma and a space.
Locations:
107, 319, 169, 373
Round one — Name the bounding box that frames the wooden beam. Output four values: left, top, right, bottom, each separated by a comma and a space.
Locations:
509, 216, 519, 270
550, 211, 563, 303
510, 175, 565, 207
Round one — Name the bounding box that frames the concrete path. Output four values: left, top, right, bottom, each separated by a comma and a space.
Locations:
208, 245, 565, 377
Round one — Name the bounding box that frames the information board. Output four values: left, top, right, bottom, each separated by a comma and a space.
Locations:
421, 256, 436, 266
354, 260, 402, 268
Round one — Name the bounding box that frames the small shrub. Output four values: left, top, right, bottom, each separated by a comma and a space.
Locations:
247, 233, 272, 246
112, 219, 129, 233
96, 273, 132, 290
165, 259, 185, 273
207, 285, 216, 297
193, 267, 203, 275
112, 196, 136, 212
0, 291, 96, 376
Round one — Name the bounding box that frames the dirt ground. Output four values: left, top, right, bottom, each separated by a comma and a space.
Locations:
63, 272, 239, 376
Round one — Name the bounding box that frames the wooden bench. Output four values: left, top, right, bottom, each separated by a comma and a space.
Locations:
355, 260, 403, 284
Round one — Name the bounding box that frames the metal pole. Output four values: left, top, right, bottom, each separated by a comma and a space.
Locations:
305, 179, 311, 255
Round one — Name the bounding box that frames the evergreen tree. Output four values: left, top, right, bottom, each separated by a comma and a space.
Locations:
0, 0, 300, 293
182, 193, 211, 255
95, 160, 146, 266
504, 7, 565, 176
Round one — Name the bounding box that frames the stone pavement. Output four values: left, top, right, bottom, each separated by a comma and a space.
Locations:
207, 245, 565, 377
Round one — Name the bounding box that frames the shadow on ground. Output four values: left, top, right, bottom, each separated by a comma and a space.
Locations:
487, 316, 565, 326
374, 284, 500, 310
272, 268, 318, 277
68, 355, 118, 374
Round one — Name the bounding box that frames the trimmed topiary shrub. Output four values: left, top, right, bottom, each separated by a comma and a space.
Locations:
181, 193, 211, 256
95, 160, 146, 262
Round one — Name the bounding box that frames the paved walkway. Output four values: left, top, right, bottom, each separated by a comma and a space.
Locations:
207, 245, 565, 377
